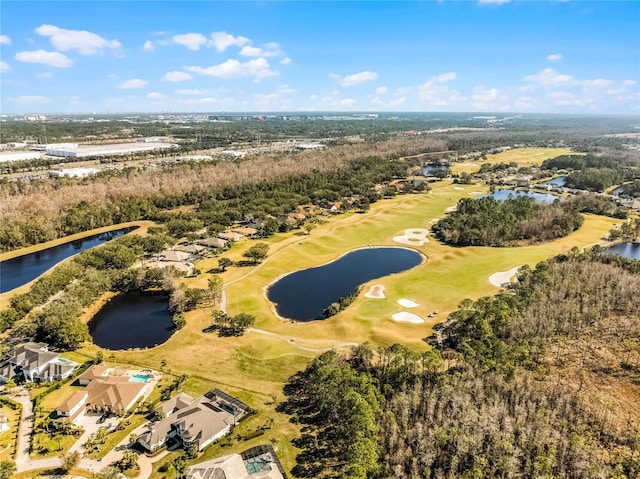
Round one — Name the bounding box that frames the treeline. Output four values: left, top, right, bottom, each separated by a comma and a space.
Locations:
281, 251, 640, 478
431, 196, 584, 246
0, 137, 445, 252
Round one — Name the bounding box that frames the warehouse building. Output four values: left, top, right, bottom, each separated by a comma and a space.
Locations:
45, 142, 176, 158
0, 151, 42, 162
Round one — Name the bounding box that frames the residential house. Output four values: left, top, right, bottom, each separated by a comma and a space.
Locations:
56, 365, 152, 421
232, 227, 258, 237
195, 237, 229, 249
0, 343, 78, 383
159, 250, 192, 263
138, 389, 249, 453
218, 231, 245, 242
186, 445, 286, 479
173, 244, 207, 255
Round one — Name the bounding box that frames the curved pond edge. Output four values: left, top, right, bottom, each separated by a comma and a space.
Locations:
0, 222, 146, 295
262, 245, 427, 323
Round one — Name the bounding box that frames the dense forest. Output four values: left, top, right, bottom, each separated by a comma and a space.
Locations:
280, 250, 640, 478
542, 154, 640, 192
0, 138, 442, 252
431, 196, 584, 246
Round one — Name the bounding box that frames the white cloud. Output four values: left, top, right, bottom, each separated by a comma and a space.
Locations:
15, 50, 73, 67
117, 78, 149, 89
186, 58, 277, 81
333, 71, 379, 87
35, 24, 121, 55
376, 86, 388, 94
143, 40, 154, 52
418, 72, 462, 107
547, 53, 563, 61
389, 96, 407, 107
38, 72, 53, 78
395, 86, 412, 95
177, 97, 237, 107
471, 86, 508, 110
173, 33, 208, 51
340, 98, 357, 107
0, 61, 10, 73
0, 35, 11, 45
280, 57, 292, 65
579, 78, 614, 88
163, 71, 192, 82
9, 95, 51, 104
239, 43, 282, 58
623, 80, 637, 86
523, 68, 573, 86
478, 0, 510, 4
209, 31, 250, 51
147, 92, 167, 99
175, 88, 207, 95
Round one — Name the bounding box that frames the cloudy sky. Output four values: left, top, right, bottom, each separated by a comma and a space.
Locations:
1, 1, 638, 114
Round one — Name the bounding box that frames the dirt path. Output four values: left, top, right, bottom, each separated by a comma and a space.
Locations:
248, 327, 359, 353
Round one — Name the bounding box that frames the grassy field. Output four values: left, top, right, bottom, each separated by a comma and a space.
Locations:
449, 147, 577, 175
2, 148, 621, 475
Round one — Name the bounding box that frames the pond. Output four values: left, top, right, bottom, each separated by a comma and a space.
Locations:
422, 164, 450, 176
605, 242, 640, 260
89, 292, 174, 349
267, 247, 423, 322
0, 227, 136, 294
481, 189, 560, 203
541, 176, 566, 187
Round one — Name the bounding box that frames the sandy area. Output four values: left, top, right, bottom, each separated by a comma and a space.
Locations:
454, 186, 464, 190
471, 191, 482, 195
428, 218, 439, 224
392, 312, 425, 324
364, 284, 386, 299
489, 266, 521, 287
445, 205, 457, 213
397, 299, 419, 308
393, 228, 430, 246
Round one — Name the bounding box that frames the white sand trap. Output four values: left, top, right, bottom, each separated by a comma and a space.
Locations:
397, 299, 419, 308
445, 205, 457, 213
393, 228, 430, 246
471, 191, 482, 195
454, 186, 464, 191
365, 284, 386, 299
489, 266, 521, 287
428, 218, 439, 224
392, 312, 425, 324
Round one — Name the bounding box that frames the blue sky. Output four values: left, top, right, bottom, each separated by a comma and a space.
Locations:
1, 1, 638, 114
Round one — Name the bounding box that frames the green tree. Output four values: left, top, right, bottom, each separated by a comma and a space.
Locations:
207, 275, 224, 305
62, 451, 81, 471
95, 466, 122, 479
0, 460, 16, 479
218, 257, 233, 272
243, 242, 269, 264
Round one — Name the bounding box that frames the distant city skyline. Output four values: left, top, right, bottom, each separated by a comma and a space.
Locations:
1, 1, 639, 115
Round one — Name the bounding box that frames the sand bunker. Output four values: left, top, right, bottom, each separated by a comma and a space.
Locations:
397, 299, 419, 308
489, 266, 521, 287
393, 228, 430, 246
454, 186, 464, 191
392, 312, 425, 324
428, 218, 439, 224
445, 205, 457, 213
365, 284, 386, 299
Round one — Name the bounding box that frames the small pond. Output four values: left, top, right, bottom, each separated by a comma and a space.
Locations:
605, 242, 640, 260
481, 189, 560, 203
541, 176, 566, 187
89, 292, 173, 349
0, 227, 136, 293
267, 247, 423, 322
422, 165, 450, 177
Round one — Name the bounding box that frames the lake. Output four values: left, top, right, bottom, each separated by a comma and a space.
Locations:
0, 227, 136, 294
605, 242, 640, 260
267, 247, 423, 322
481, 189, 560, 203
89, 292, 174, 349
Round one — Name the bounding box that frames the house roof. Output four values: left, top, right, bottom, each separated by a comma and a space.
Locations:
57, 390, 88, 414
139, 392, 243, 451
159, 250, 191, 262
85, 377, 146, 411
196, 237, 228, 248
78, 364, 109, 383
173, 244, 206, 254
218, 232, 244, 241
0, 343, 78, 381
145, 261, 191, 273
186, 451, 285, 479
232, 227, 258, 236
156, 392, 194, 417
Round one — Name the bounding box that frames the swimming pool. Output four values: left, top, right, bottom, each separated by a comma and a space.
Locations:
130, 374, 151, 383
